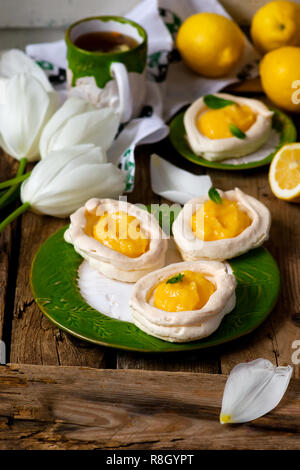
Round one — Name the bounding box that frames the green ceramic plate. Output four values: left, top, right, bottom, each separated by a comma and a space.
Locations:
169, 107, 296, 170
31, 208, 280, 352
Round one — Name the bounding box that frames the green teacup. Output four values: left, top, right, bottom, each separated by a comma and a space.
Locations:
65, 16, 148, 122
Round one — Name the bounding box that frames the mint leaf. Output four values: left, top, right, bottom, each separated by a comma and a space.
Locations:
203, 94, 235, 109
229, 124, 246, 139
208, 187, 222, 204
166, 273, 184, 284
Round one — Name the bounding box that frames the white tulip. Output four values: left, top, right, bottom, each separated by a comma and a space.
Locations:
0, 48, 54, 92
220, 358, 293, 424
39, 97, 120, 159
20, 144, 125, 217
0, 73, 57, 161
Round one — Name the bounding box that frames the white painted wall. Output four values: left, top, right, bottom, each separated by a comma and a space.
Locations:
0, 0, 140, 28
1, 0, 300, 28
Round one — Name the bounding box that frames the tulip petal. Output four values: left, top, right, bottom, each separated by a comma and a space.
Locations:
21, 144, 125, 217
150, 153, 212, 204
0, 74, 57, 161
56, 109, 120, 153
220, 358, 293, 424
39, 97, 120, 158
37, 163, 125, 216
39, 97, 95, 157
0, 49, 53, 92
21, 144, 101, 201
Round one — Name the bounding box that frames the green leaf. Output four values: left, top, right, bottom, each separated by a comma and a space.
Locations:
166, 273, 184, 284
208, 187, 222, 204
229, 124, 246, 139
203, 94, 235, 109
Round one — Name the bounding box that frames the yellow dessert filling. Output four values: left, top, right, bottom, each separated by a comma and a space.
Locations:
191, 198, 252, 241
91, 211, 149, 258
153, 270, 215, 312
274, 147, 300, 190
197, 103, 256, 139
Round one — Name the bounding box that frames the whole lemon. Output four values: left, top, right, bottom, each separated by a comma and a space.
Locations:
176, 13, 245, 78
251, 0, 300, 54
260, 46, 300, 112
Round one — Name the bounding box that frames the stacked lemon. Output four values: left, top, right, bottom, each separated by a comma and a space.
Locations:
251, 0, 300, 53
251, 1, 300, 202
253, 1, 300, 113
260, 47, 300, 113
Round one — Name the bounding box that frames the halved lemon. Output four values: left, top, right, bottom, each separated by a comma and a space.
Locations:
269, 143, 300, 201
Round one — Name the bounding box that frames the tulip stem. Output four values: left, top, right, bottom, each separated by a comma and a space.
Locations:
0, 158, 28, 208
18, 157, 28, 175
0, 202, 30, 233
0, 171, 31, 189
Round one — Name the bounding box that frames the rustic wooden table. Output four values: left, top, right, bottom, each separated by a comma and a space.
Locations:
0, 107, 300, 449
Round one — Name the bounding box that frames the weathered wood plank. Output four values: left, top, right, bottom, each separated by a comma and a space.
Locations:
126, 147, 161, 207
116, 350, 220, 373
9, 211, 107, 367
0, 364, 299, 450
0, 152, 20, 354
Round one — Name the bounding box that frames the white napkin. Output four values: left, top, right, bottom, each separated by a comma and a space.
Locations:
25, 0, 260, 196
150, 154, 212, 204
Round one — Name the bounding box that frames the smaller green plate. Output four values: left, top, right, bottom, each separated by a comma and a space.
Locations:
169, 107, 296, 170
31, 206, 280, 353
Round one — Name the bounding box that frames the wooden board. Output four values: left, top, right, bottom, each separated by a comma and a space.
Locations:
0, 152, 19, 357
2, 140, 300, 378
0, 364, 299, 450
1, 113, 300, 449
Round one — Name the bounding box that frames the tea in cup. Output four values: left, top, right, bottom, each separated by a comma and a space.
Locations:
66, 16, 148, 122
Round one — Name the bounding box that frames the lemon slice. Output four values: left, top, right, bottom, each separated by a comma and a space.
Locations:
269, 143, 300, 201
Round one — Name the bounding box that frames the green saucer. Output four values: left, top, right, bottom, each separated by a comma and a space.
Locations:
169, 107, 296, 170
31, 207, 280, 352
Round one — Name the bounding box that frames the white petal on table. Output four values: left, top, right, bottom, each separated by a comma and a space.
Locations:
220, 358, 293, 424
150, 154, 212, 204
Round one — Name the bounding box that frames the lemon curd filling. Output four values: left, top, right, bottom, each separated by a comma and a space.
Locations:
191, 198, 252, 241
196, 104, 257, 139
90, 211, 149, 258
152, 270, 216, 312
